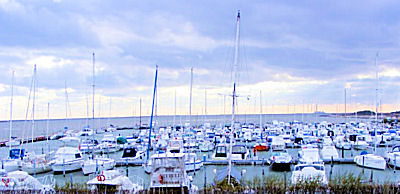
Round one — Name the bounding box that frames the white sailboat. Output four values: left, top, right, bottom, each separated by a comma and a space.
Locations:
354, 53, 386, 170
2, 71, 21, 172
21, 65, 52, 175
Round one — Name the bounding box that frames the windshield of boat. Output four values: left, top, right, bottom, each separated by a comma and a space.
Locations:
294, 165, 324, 171
215, 146, 227, 157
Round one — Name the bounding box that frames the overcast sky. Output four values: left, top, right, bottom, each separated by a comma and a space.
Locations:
0, 0, 400, 120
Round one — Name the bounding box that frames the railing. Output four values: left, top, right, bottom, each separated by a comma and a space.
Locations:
37, 174, 55, 187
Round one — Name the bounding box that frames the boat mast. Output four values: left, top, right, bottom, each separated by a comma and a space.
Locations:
146, 66, 158, 161
139, 98, 142, 126
31, 65, 37, 153
374, 52, 379, 152
204, 89, 207, 122
189, 67, 193, 127
47, 102, 50, 153
259, 90, 262, 138
228, 10, 240, 184
64, 81, 68, 129
9, 70, 14, 151
174, 90, 176, 129
92, 53, 96, 132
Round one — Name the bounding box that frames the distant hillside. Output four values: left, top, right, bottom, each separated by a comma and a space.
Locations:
354, 110, 375, 115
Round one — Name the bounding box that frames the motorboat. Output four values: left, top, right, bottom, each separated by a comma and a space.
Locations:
79, 139, 99, 153
5, 137, 21, 147
87, 169, 143, 193
95, 134, 120, 154
298, 145, 323, 164
77, 128, 94, 137
353, 135, 369, 150
270, 136, 285, 151
49, 147, 84, 173
354, 152, 386, 170
291, 164, 328, 185
231, 144, 249, 160
184, 153, 203, 172
387, 145, 400, 168
149, 153, 198, 193
334, 135, 352, 150
320, 145, 339, 161
212, 144, 229, 160
270, 150, 292, 171
199, 140, 214, 152
82, 156, 116, 175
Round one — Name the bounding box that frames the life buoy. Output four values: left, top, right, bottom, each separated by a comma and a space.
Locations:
2, 178, 9, 187
158, 174, 163, 184
97, 175, 106, 181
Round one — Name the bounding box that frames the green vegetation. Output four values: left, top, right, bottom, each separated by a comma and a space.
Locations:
202, 173, 399, 194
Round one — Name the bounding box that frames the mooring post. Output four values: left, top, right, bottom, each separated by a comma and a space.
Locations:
63, 158, 66, 177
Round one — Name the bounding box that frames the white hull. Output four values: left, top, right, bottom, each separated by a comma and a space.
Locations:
353, 144, 368, 150
200, 144, 213, 152
21, 162, 51, 175
82, 158, 116, 175
51, 159, 83, 173
354, 154, 386, 170
5, 140, 20, 147
185, 160, 203, 171
1, 159, 20, 172
94, 147, 120, 154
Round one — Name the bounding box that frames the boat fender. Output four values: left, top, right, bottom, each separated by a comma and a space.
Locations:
2, 178, 9, 187
97, 175, 106, 181
158, 174, 163, 183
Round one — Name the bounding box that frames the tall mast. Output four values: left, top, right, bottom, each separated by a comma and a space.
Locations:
259, 90, 262, 130
204, 89, 207, 121
64, 81, 68, 128
174, 90, 176, 128
92, 53, 96, 131
228, 10, 240, 184
47, 102, 50, 153
146, 66, 158, 161
344, 88, 347, 124
9, 70, 14, 151
108, 97, 112, 126
31, 65, 37, 153
374, 52, 379, 151
139, 98, 142, 126
189, 67, 193, 127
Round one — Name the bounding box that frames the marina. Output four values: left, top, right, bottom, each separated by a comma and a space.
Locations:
0, 1, 399, 193
1, 114, 400, 192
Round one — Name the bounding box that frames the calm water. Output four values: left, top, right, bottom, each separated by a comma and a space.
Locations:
0, 113, 370, 141
0, 114, 391, 189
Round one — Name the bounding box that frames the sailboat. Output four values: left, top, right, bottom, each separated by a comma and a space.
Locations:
214, 10, 242, 185
1, 71, 22, 172
353, 53, 386, 170
21, 65, 52, 175
143, 66, 159, 174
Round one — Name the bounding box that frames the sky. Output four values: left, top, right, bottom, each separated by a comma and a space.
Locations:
0, 0, 400, 120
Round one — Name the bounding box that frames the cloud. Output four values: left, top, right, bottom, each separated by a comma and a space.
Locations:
0, 0, 400, 120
